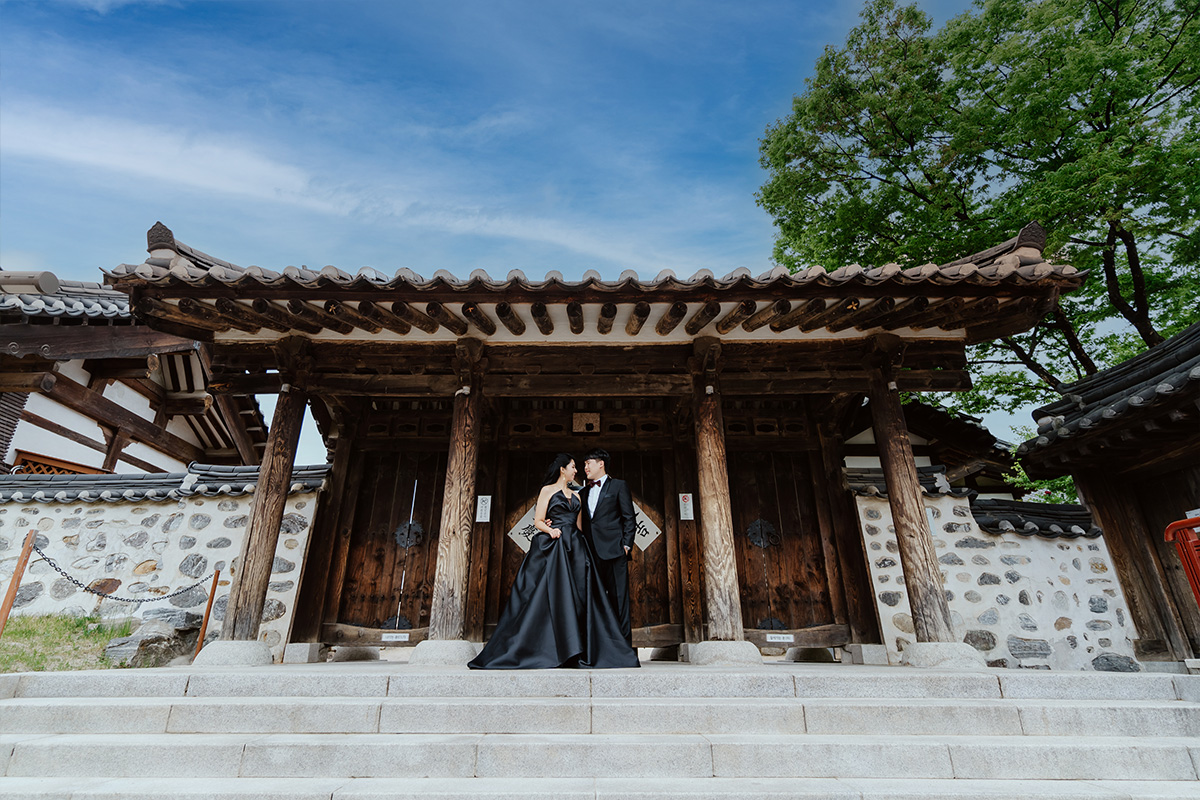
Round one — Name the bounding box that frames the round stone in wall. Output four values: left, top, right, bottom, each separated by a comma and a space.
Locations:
892, 613, 914, 634
885, 540, 898, 553
964, 591, 982, 603
939, 553, 964, 565
1089, 596, 1108, 613
218, 499, 240, 512
1086, 620, 1112, 631
1018, 613, 1038, 631
279, 513, 307, 535
1089, 558, 1108, 573
179, 554, 208, 578
212, 594, 228, 621
61, 518, 81, 530
14, 582, 45, 607
952, 505, 971, 517
179, 536, 196, 550
206, 537, 232, 549
865, 524, 880, 536
284, 538, 299, 550
964, 630, 997, 651
85, 533, 106, 552
956, 572, 970, 583
1054, 616, 1072, 630
879, 591, 902, 607
123, 532, 149, 548
977, 573, 1000, 585
869, 541, 881, 551
105, 554, 129, 573
133, 560, 158, 575
971, 555, 990, 566
169, 585, 208, 608
71, 556, 99, 570
261, 629, 282, 647
1092, 653, 1139, 672
87, 577, 120, 595
50, 577, 77, 599
141, 514, 161, 528
864, 508, 881, 520
977, 607, 999, 624
272, 557, 295, 574
189, 514, 212, 531
928, 507, 940, 518
225, 515, 248, 529
261, 598, 286, 621
162, 513, 184, 533
1007, 636, 1052, 660
269, 580, 294, 593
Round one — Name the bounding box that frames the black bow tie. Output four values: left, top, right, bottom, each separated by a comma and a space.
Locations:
587, 479, 600, 488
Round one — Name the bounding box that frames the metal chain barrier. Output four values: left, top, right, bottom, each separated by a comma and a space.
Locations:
29, 540, 214, 606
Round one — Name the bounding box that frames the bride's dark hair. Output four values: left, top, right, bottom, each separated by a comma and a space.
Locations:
541, 453, 575, 487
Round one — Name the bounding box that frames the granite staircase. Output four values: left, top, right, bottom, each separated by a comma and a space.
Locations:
1, 661, 1198, 799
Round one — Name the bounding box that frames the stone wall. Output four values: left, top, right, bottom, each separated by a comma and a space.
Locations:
856, 494, 1139, 671
0, 490, 320, 662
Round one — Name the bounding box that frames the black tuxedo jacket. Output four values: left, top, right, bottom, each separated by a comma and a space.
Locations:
581, 476, 637, 561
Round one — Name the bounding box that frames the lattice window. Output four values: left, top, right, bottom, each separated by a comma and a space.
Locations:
12, 451, 107, 476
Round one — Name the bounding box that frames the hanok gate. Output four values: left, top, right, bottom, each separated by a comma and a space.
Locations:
107, 221, 1082, 654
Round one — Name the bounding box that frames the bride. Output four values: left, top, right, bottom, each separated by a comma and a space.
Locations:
468, 453, 639, 669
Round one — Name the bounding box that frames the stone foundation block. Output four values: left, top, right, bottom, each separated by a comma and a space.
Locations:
685, 640, 762, 666
899, 642, 988, 670
283, 643, 326, 664
191, 640, 273, 667
845, 643, 889, 665
407, 639, 479, 665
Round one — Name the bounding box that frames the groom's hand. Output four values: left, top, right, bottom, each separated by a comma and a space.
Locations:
624, 546, 630, 555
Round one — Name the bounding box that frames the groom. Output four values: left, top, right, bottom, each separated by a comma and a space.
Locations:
581, 448, 637, 646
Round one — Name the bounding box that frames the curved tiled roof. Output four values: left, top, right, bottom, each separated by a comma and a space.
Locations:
1017, 322, 1200, 460
972, 498, 1102, 539
105, 221, 1083, 295
0, 279, 131, 319
0, 463, 329, 503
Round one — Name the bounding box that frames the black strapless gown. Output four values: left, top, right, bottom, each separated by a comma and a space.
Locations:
469, 489, 639, 669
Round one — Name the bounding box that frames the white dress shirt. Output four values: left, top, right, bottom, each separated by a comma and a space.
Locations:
588, 474, 607, 517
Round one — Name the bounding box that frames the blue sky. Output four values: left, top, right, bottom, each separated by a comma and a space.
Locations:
2, 0, 1003, 463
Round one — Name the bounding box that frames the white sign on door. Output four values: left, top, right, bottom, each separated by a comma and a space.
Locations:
475, 495, 492, 522
679, 493, 694, 521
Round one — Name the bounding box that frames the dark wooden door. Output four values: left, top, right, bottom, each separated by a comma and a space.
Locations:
492, 450, 673, 635
727, 450, 835, 631
337, 448, 447, 629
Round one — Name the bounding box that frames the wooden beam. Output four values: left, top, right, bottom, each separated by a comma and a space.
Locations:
178, 298, 258, 333
834, 297, 894, 332
937, 296, 999, 330
868, 355, 955, 643
391, 302, 440, 334
163, 393, 214, 416
905, 297, 964, 332
215, 298, 292, 334
102, 429, 131, 472
222, 385, 306, 641
287, 300, 353, 334
461, 302, 497, 336
596, 302, 618, 335
693, 374, 745, 641
136, 297, 228, 332
19, 409, 107, 454
83, 355, 159, 381
1, 325, 195, 361
249, 299, 321, 334
743, 623, 850, 649
356, 300, 411, 335
802, 298, 860, 333
715, 300, 756, 335
684, 301, 721, 336
625, 301, 651, 336
325, 300, 383, 334
655, 301, 688, 335
770, 299, 827, 333
427, 375, 483, 641
0, 372, 57, 393
530, 302, 554, 335
495, 302, 526, 335
45, 373, 204, 463
213, 393, 259, 465
566, 301, 584, 334
872, 297, 931, 330
426, 302, 469, 336
742, 299, 790, 332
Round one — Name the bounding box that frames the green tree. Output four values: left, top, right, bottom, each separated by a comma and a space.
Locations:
758, 0, 1200, 415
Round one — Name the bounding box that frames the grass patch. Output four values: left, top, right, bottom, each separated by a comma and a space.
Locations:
0, 614, 136, 673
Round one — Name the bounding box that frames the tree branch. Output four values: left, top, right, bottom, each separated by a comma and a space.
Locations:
1000, 335, 1065, 392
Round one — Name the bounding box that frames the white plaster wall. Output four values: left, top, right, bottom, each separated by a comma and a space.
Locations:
119, 441, 187, 474
0, 490, 321, 662
856, 494, 1139, 672
100, 381, 154, 421
8, 394, 108, 469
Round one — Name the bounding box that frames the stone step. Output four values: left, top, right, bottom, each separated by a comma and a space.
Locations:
4, 696, 1200, 737
5, 733, 1198, 780
4, 666, 1198, 702
2, 776, 1200, 799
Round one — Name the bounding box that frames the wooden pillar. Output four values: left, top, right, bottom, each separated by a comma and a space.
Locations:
427, 340, 485, 641
867, 360, 955, 643
222, 384, 307, 641
691, 339, 744, 642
